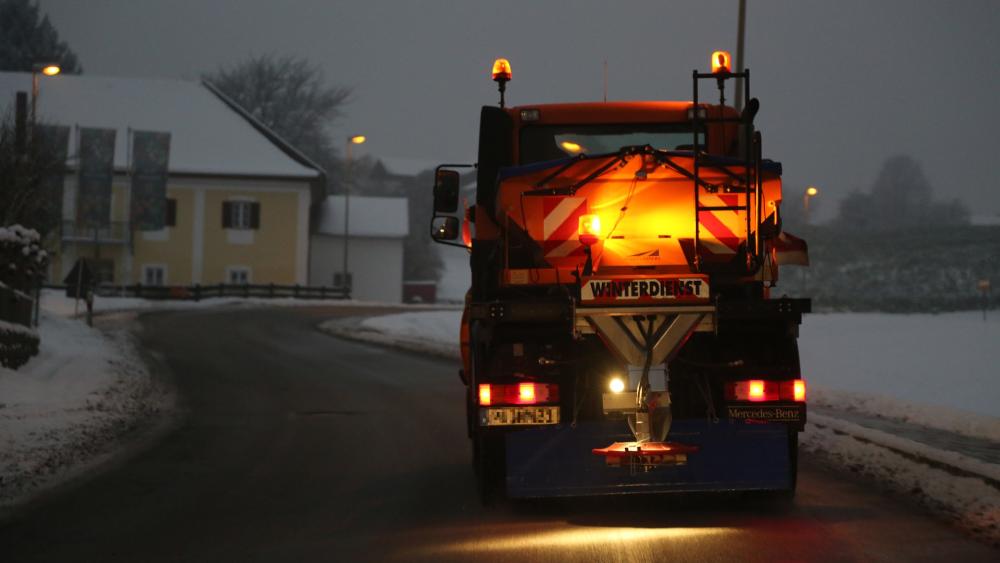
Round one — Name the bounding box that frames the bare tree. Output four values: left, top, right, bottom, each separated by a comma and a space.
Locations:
0, 108, 65, 236
204, 54, 351, 180
836, 154, 968, 230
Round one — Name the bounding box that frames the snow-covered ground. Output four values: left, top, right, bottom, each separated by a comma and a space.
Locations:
801, 312, 997, 419
328, 308, 1000, 543
0, 313, 169, 507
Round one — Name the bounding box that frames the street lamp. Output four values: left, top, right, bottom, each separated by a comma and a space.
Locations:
342, 134, 366, 295
30, 62, 61, 128
803, 186, 819, 224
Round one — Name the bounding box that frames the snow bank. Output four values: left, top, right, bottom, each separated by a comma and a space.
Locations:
803, 418, 1000, 545
360, 311, 461, 355
0, 314, 169, 507
320, 311, 462, 360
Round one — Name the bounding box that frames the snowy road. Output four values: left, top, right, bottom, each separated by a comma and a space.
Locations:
0, 307, 996, 561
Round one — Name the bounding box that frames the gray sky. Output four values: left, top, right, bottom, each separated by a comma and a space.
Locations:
38, 0, 1000, 218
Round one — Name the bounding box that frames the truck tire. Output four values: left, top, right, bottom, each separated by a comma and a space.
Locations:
474, 434, 506, 505
786, 428, 799, 497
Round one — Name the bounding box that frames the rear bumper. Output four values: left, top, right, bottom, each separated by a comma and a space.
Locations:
504, 419, 792, 498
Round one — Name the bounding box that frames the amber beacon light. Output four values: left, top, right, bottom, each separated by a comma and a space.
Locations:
492, 58, 512, 108
491, 58, 512, 81
711, 50, 731, 74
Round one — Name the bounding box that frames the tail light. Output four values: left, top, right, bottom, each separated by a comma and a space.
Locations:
792, 379, 806, 402
477, 383, 558, 405
726, 379, 805, 403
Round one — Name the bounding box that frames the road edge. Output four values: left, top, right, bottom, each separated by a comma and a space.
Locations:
0, 312, 180, 520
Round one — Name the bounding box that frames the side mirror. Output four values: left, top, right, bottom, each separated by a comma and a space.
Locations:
431, 216, 460, 241
434, 169, 461, 213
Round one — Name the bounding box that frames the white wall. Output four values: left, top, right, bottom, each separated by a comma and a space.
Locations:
309, 235, 404, 303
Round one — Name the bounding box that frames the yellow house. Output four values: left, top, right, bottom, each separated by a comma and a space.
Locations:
0, 72, 323, 286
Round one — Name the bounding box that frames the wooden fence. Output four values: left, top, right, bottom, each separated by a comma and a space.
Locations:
50, 283, 351, 301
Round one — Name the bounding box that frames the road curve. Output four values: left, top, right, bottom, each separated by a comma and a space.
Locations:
0, 306, 995, 562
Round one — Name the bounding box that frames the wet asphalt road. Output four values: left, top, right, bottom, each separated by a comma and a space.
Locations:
0, 306, 996, 562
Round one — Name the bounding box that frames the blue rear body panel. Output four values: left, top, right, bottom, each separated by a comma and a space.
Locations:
505, 419, 792, 498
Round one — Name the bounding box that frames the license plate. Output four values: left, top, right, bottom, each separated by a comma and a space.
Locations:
479, 406, 560, 426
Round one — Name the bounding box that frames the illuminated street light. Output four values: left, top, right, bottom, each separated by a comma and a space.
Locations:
803, 186, 820, 224
342, 134, 367, 296
30, 62, 61, 128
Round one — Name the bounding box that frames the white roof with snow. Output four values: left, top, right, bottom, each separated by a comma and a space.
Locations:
316, 195, 408, 238
0, 72, 318, 178
378, 156, 440, 176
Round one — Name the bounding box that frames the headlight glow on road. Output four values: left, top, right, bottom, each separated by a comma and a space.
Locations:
419, 526, 736, 554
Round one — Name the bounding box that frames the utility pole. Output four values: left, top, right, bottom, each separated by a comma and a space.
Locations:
342, 135, 366, 296
734, 0, 747, 112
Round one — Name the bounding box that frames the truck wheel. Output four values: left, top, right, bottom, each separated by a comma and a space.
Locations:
787, 429, 799, 495
474, 434, 506, 505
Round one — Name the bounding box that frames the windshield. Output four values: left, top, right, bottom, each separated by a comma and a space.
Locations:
519, 123, 698, 164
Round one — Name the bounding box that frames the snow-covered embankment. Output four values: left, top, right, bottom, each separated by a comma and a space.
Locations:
0, 313, 170, 508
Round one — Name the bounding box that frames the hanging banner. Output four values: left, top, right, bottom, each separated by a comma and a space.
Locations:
35, 125, 70, 225
130, 130, 171, 230
77, 127, 116, 226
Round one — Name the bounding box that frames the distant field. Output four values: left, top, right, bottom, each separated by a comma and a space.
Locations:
779, 225, 999, 312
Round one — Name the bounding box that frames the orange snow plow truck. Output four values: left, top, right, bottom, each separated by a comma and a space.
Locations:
431, 53, 811, 501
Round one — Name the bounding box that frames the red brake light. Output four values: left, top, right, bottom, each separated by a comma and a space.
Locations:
725, 380, 782, 402
476, 383, 558, 406
793, 379, 806, 402
518, 382, 536, 402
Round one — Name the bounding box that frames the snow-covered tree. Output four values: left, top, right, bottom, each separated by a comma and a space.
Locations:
0, 0, 81, 73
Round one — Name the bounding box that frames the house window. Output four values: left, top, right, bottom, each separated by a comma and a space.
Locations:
143, 265, 166, 286
222, 201, 260, 230
227, 267, 251, 285
165, 198, 177, 227
333, 272, 353, 289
